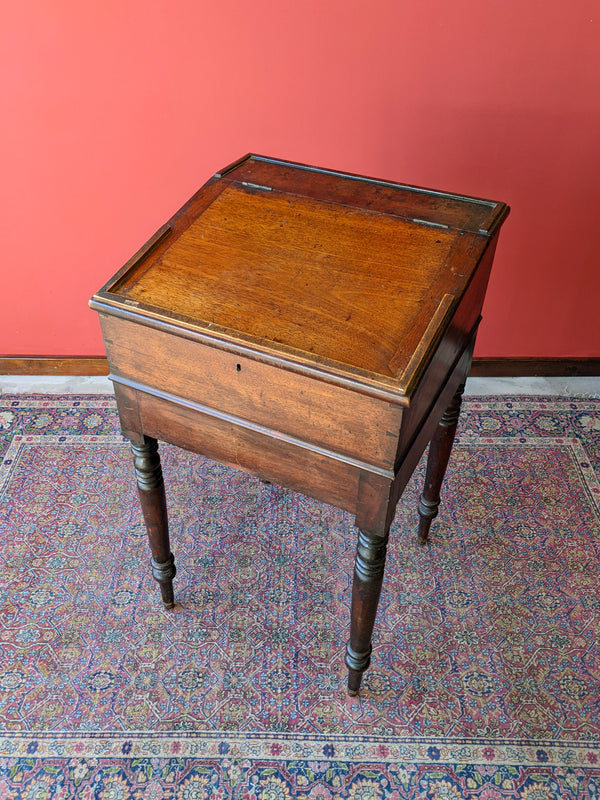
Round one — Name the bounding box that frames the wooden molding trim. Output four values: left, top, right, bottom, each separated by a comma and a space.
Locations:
1, 356, 599, 378
469, 358, 600, 378
0, 357, 110, 376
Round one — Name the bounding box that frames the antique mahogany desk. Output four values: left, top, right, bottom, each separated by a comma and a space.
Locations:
90, 154, 509, 695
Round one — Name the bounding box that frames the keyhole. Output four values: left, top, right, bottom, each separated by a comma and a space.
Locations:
236, 363, 241, 372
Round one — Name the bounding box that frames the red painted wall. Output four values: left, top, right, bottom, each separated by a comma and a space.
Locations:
2, 1, 599, 358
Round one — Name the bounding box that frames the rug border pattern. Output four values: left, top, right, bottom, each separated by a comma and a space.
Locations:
1, 394, 600, 777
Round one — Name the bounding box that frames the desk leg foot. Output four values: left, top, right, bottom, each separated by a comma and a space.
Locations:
131, 436, 177, 608
345, 529, 388, 695
417, 382, 464, 545
150, 554, 177, 609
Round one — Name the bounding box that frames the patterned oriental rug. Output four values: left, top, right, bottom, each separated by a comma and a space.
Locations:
0, 394, 599, 799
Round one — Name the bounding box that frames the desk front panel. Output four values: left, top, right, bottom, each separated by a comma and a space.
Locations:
113, 382, 363, 514
100, 314, 402, 472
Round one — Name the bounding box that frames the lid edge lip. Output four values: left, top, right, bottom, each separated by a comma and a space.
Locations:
233, 153, 506, 211
89, 294, 410, 406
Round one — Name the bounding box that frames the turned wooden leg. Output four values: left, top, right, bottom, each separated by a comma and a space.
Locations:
130, 436, 177, 608
345, 529, 389, 695
417, 381, 465, 545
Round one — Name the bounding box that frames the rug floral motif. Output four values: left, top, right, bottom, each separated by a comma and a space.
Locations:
0, 393, 599, 798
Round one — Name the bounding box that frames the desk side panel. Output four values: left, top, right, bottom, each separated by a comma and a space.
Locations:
395, 234, 499, 468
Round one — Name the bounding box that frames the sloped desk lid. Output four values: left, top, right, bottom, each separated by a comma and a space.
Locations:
91, 154, 509, 398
